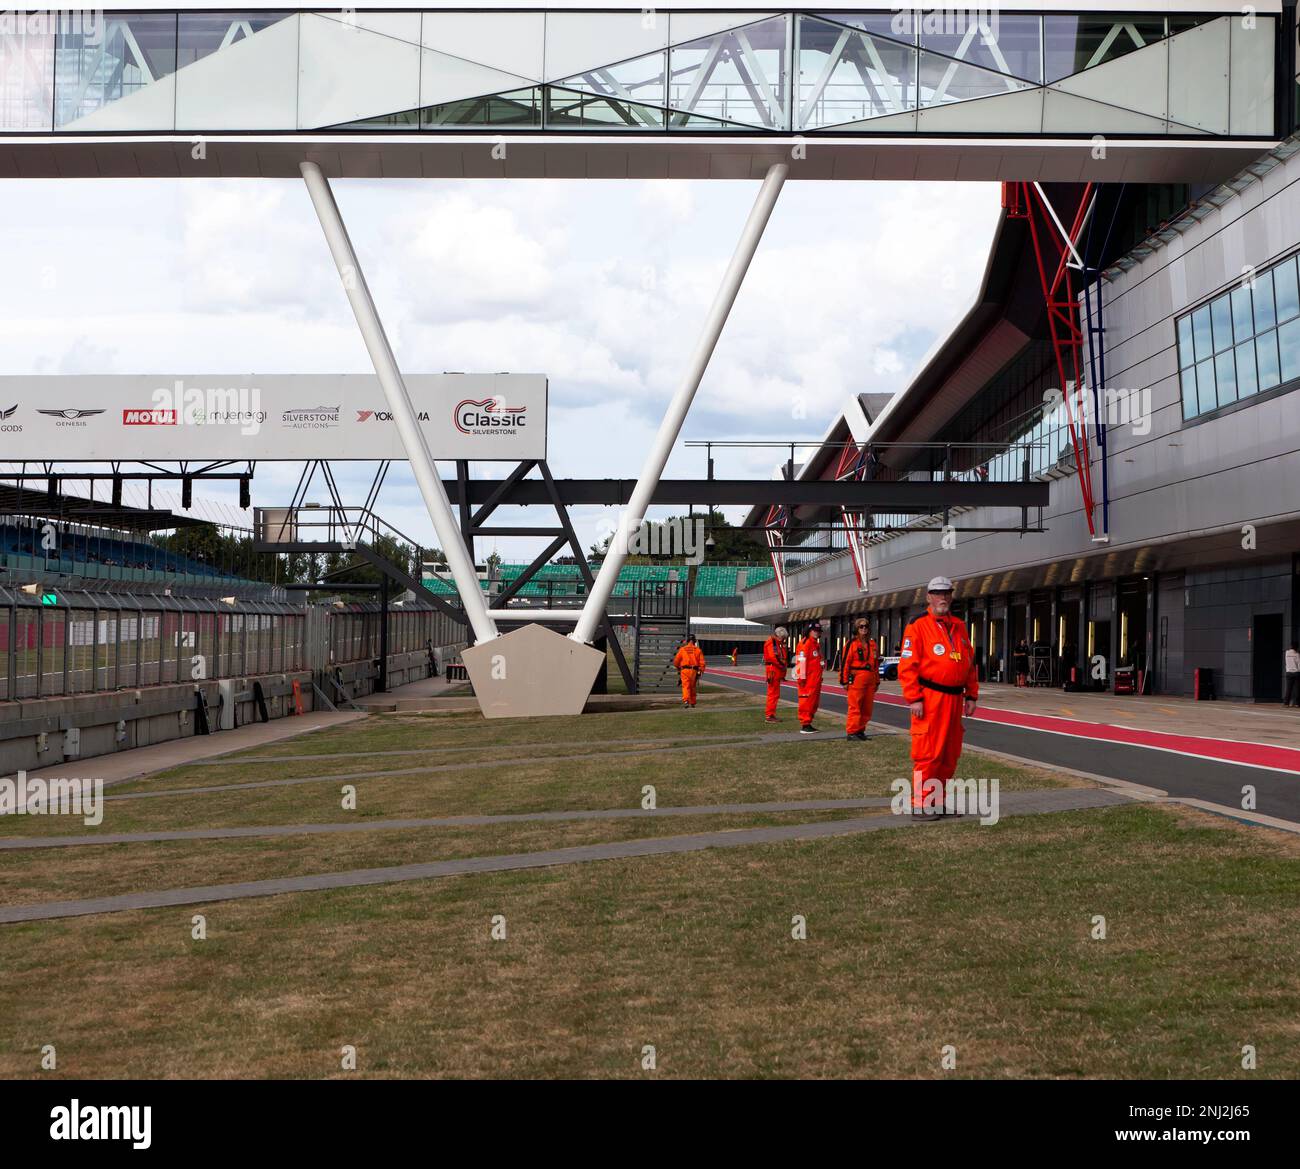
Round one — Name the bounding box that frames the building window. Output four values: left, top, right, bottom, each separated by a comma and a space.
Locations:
1177, 252, 1300, 420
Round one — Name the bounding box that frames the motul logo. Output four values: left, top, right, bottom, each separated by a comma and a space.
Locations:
123, 409, 177, 425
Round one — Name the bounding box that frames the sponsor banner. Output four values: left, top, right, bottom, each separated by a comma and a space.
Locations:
0, 374, 547, 461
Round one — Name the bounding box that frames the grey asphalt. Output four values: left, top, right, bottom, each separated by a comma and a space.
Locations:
714, 674, 1300, 825
0, 788, 1129, 924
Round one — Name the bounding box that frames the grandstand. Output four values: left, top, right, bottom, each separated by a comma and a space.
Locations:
1, 517, 241, 585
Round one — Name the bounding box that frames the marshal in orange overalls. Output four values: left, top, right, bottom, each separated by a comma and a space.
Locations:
762, 634, 790, 720
673, 642, 705, 707
794, 632, 824, 728
898, 611, 978, 810
840, 637, 880, 736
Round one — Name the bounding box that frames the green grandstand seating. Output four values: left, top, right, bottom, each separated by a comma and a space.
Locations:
422, 563, 773, 598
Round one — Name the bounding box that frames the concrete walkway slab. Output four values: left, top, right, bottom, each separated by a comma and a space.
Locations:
0, 797, 893, 849
96, 730, 866, 803
187, 730, 806, 766
0, 788, 1130, 924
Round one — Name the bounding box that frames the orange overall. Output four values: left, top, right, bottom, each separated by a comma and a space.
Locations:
899, 611, 978, 810
840, 638, 880, 735
794, 634, 824, 727
762, 635, 789, 719
673, 643, 705, 706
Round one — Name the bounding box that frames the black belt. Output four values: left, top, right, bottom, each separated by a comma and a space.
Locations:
919, 677, 965, 696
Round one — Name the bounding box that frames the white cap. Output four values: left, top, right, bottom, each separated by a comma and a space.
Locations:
927, 576, 954, 592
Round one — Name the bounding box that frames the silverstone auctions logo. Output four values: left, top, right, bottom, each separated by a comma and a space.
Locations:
455, 398, 527, 437
123, 408, 177, 425
282, 406, 340, 429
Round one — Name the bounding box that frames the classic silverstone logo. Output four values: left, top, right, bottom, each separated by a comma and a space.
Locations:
454, 398, 528, 437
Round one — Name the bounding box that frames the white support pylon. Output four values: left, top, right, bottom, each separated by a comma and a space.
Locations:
572, 161, 788, 645
300, 161, 498, 645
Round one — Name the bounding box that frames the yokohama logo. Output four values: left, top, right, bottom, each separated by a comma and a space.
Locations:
123, 409, 177, 425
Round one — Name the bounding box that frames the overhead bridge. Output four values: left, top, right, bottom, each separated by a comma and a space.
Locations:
0, 5, 1290, 182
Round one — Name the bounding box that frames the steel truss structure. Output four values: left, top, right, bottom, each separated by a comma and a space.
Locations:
1004, 180, 1101, 539
832, 440, 873, 590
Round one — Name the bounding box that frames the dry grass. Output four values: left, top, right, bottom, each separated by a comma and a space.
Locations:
1, 690, 1296, 1079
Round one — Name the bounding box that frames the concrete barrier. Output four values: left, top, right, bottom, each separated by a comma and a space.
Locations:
0, 642, 466, 774
0, 672, 320, 775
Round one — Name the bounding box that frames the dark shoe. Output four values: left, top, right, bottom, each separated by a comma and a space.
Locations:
765, 716, 777, 723
847, 731, 867, 741
911, 811, 942, 823
800, 725, 817, 735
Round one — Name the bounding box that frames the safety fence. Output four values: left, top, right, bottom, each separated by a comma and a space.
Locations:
0, 585, 463, 703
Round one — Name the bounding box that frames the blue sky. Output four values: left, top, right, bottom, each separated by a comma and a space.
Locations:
0, 175, 1001, 559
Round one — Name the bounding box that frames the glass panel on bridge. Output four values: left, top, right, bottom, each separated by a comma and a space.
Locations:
796, 15, 916, 130
54, 11, 177, 128
0, 8, 1285, 140
668, 15, 789, 130
919, 12, 1043, 84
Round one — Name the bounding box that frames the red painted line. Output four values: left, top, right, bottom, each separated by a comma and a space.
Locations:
708, 668, 1300, 774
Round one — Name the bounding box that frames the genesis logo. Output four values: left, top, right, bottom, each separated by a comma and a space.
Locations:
455, 398, 527, 436
38, 408, 105, 427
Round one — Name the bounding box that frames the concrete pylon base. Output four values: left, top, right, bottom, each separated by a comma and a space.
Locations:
461, 623, 605, 719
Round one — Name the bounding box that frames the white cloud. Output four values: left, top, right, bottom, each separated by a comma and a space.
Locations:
0, 176, 1000, 556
